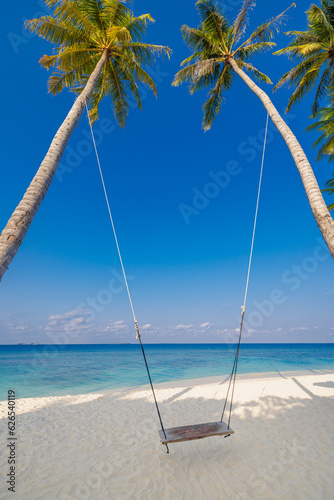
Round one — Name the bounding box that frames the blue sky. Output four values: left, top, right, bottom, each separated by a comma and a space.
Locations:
1, 0, 333, 344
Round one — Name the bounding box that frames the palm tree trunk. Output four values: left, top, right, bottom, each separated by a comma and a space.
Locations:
0, 50, 109, 282
228, 57, 334, 259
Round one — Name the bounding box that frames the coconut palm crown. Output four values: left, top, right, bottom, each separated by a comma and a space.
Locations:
173, 0, 294, 130
0, 0, 170, 283
27, 0, 170, 126
274, 0, 334, 116
172, 0, 334, 259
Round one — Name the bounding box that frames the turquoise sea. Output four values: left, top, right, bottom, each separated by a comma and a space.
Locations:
0, 343, 334, 399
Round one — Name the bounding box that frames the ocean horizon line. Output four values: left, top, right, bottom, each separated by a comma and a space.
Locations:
2, 341, 334, 345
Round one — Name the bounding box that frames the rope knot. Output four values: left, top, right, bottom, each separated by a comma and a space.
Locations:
134, 318, 140, 339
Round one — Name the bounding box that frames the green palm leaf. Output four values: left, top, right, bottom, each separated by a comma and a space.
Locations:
173, 0, 291, 130
26, 0, 170, 127
306, 86, 334, 165
196, 0, 229, 50
275, 0, 334, 177
322, 175, 334, 210
202, 66, 229, 130
106, 59, 129, 127
275, 0, 334, 115
25, 16, 90, 45
231, 0, 256, 47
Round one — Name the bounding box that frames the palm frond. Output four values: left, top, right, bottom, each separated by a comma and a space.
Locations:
312, 62, 332, 114
25, 16, 90, 45
231, 0, 256, 48
194, 58, 222, 79
195, 0, 229, 50
47, 67, 79, 95
310, 4, 334, 39
43, 45, 100, 71
124, 13, 155, 41
100, 0, 130, 28
275, 0, 334, 115
123, 42, 170, 65
274, 31, 320, 58
275, 54, 328, 112
241, 3, 295, 47
274, 53, 326, 89
316, 134, 334, 161
86, 63, 108, 122
323, 175, 334, 199
180, 25, 220, 55
106, 25, 132, 44
306, 94, 334, 163
202, 65, 231, 130
234, 41, 276, 60
172, 63, 199, 87
120, 54, 157, 97
48, 0, 99, 35
190, 62, 225, 94
237, 61, 272, 84
82, 0, 104, 30
106, 59, 129, 127
285, 64, 326, 112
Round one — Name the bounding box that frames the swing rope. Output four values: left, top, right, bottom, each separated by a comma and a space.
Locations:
85, 102, 169, 452
221, 112, 269, 429
87, 96, 268, 448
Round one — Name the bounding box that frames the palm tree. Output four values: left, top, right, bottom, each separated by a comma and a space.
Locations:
0, 0, 169, 282
274, 0, 334, 116
173, 0, 334, 258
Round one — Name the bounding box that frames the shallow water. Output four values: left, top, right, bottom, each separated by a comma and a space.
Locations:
1, 343, 333, 399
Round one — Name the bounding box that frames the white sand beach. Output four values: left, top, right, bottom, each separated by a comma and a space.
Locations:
1, 371, 334, 499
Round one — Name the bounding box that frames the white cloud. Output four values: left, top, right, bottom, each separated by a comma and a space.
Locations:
48, 309, 84, 321
46, 320, 57, 327
4, 322, 28, 332
101, 321, 129, 334
199, 322, 212, 329
325, 290, 334, 295
289, 327, 309, 332
175, 324, 194, 331
43, 309, 94, 336
140, 324, 160, 332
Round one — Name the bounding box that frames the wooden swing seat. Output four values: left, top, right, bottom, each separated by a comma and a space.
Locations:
159, 421, 233, 445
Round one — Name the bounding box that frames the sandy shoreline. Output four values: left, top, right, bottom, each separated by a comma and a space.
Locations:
1, 371, 334, 499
